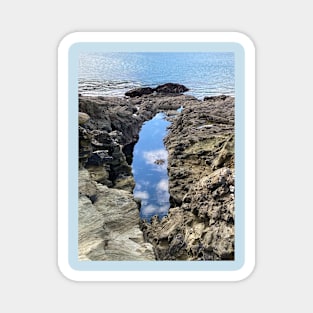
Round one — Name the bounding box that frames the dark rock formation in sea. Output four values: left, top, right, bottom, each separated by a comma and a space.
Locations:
78, 83, 235, 261
125, 83, 189, 97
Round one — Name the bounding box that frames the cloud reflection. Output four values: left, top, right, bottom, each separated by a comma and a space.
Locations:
143, 149, 168, 171
141, 204, 169, 217
134, 177, 170, 219
157, 179, 168, 192
156, 179, 169, 205
133, 190, 149, 200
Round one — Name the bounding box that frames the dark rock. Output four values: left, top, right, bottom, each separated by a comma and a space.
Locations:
154, 159, 165, 165
203, 95, 227, 101
155, 83, 189, 94
125, 87, 154, 97
124, 83, 189, 98
79, 126, 93, 167
86, 150, 113, 166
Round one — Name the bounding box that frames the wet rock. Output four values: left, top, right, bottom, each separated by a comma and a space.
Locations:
155, 83, 189, 94
124, 83, 188, 98
125, 87, 154, 97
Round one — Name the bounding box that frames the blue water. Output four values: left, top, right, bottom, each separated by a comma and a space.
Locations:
132, 113, 171, 220
79, 52, 234, 99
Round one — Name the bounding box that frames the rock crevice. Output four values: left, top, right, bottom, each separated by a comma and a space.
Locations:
78, 86, 235, 261
141, 95, 235, 260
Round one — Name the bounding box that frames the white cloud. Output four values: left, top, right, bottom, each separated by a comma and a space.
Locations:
156, 179, 170, 205
142, 149, 168, 171
158, 205, 169, 214
141, 204, 158, 215
157, 179, 168, 192
141, 204, 169, 216
133, 190, 149, 200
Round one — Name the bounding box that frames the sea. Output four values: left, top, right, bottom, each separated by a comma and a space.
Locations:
78, 52, 234, 100
78, 52, 234, 220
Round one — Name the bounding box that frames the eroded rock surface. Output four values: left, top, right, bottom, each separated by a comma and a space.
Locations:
78, 86, 235, 261
79, 169, 155, 260
141, 95, 235, 260
78, 84, 191, 261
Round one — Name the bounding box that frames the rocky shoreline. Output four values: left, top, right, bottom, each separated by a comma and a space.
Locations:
78, 83, 235, 261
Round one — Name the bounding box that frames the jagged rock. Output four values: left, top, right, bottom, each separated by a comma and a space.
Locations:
113, 175, 135, 193
86, 150, 113, 166
85, 164, 111, 186
78, 86, 235, 261
79, 169, 155, 260
141, 95, 235, 260
79, 126, 93, 167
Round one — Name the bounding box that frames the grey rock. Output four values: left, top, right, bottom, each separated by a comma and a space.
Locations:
79, 112, 90, 125
79, 169, 155, 261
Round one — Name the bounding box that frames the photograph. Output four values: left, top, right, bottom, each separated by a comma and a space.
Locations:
58, 32, 254, 280
78, 51, 235, 261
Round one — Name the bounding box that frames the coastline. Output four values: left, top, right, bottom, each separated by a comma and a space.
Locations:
78, 84, 235, 261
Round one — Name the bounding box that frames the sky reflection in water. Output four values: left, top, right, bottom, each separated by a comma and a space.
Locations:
132, 113, 170, 220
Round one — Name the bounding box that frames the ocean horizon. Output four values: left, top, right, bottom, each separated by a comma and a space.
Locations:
78, 52, 235, 100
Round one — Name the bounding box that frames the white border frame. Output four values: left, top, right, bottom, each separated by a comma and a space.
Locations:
58, 32, 255, 281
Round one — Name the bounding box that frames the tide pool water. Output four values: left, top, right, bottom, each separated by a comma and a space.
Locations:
132, 113, 170, 220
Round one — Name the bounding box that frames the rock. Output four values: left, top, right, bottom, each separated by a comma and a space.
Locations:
78, 89, 191, 261
141, 95, 235, 260
85, 164, 111, 186
203, 95, 227, 102
79, 112, 90, 125
86, 150, 113, 166
155, 83, 189, 94
124, 83, 189, 98
212, 135, 234, 169
125, 87, 154, 97
113, 175, 135, 193
78, 87, 235, 261
79, 169, 155, 260
154, 159, 165, 165
79, 126, 93, 167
